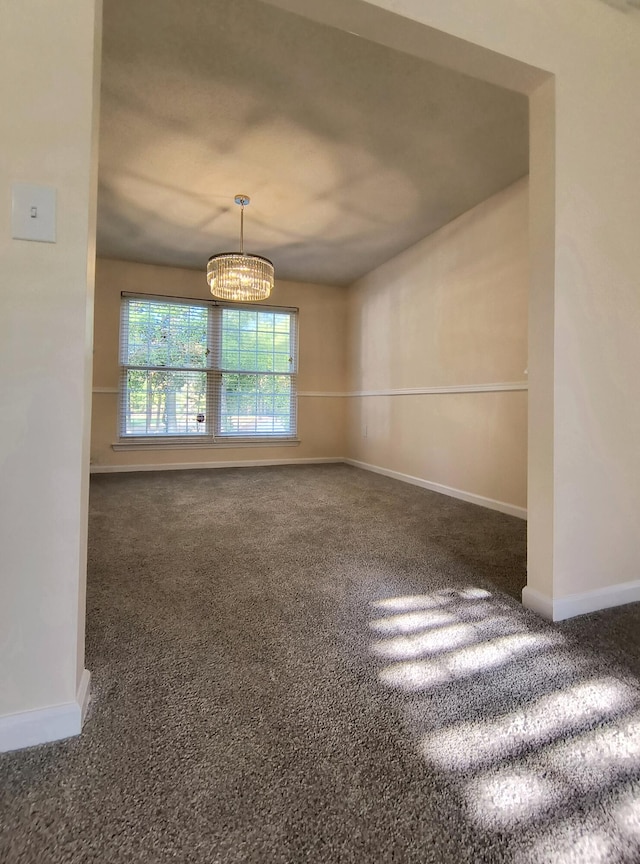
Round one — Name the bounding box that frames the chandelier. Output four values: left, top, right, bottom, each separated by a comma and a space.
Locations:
207, 194, 274, 302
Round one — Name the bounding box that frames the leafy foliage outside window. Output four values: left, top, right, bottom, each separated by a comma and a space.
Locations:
120, 296, 297, 440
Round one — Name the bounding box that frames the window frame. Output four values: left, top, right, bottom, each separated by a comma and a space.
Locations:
118, 292, 299, 446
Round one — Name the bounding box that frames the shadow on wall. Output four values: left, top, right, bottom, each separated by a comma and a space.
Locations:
368, 587, 640, 862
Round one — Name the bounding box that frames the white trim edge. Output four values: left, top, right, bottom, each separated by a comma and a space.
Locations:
344, 459, 527, 520
0, 669, 91, 753
298, 391, 346, 398
93, 383, 528, 398
112, 439, 300, 451
521, 586, 554, 620
77, 668, 91, 723
350, 382, 528, 397
90, 457, 344, 474
523, 580, 640, 622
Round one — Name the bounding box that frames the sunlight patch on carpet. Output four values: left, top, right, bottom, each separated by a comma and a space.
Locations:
369, 609, 459, 635
540, 711, 640, 793
612, 787, 640, 840
378, 631, 563, 692
371, 587, 491, 613
422, 677, 634, 770
514, 817, 620, 864
371, 615, 528, 661
465, 767, 558, 828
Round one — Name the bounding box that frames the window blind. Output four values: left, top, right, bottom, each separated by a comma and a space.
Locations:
119, 293, 298, 441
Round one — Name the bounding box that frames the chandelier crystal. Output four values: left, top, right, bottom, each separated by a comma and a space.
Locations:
207, 195, 274, 302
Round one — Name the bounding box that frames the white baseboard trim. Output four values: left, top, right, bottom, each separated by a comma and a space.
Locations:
90, 457, 344, 474
521, 586, 555, 620
0, 669, 91, 753
523, 580, 640, 622
344, 459, 527, 520
77, 668, 91, 722
93, 456, 527, 519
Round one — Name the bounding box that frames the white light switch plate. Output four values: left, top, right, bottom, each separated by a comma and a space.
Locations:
12, 183, 56, 243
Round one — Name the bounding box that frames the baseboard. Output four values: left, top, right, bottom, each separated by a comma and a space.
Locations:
344, 459, 527, 520
521, 586, 555, 620
90, 457, 344, 474
77, 668, 91, 722
0, 669, 91, 753
91, 457, 527, 526
523, 580, 640, 622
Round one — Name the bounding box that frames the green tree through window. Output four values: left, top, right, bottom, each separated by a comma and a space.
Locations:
120, 295, 297, 440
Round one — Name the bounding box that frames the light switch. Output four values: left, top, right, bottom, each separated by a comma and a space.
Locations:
11, 183, 56, 243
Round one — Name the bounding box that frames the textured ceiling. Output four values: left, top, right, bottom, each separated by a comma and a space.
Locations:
98, 0, 529, 286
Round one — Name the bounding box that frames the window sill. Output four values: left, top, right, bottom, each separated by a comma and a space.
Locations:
112, 438, 300, 452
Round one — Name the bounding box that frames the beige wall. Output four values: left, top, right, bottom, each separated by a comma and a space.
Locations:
266, 0, 640, 611
0, 1, 101, 722
346, 179, 529, 511
4, 0, 640, 749
356, 0, 640, 606
91, 258, 347, 468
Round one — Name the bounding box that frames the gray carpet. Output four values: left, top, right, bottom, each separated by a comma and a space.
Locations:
2, 464, 640, 863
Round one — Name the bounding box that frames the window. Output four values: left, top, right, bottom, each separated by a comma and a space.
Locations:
119, 294, 298, 443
